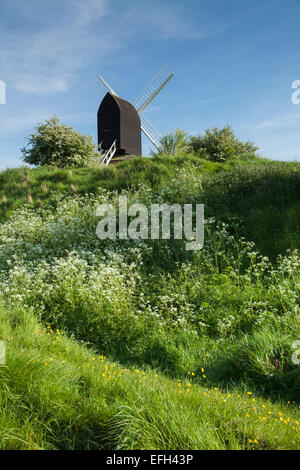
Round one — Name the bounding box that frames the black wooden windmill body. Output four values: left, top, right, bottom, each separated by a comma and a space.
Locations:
94, 66, 174, 165
98, 92, 142, 157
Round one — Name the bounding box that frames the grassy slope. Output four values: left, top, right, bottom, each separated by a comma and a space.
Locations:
0, 155, 299, 450
0, 156, 248, 222
0, 155, 299, 259
1, 305, 299, 450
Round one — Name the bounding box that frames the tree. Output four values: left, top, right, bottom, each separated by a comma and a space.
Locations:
189, 125, 258, 162
21, 116, 97, 168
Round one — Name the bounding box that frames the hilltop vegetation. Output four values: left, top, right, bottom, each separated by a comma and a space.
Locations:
0, 155, 299, 259
21, 116, 97, 168
0, 153, 299, 449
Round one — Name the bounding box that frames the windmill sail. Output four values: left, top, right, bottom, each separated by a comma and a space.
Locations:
140, 114, 161, 151
133, 65, 174, 114
96, 74, 118, 96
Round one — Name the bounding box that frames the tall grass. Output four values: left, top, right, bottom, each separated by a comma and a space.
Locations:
0, 155, 299, 449
0, 185, 299, 400
0, 305, 299, 450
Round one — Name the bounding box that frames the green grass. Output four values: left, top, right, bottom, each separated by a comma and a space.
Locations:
0, 305, 299, 450
0, 154, 299, 449
0, 155, 240, 221
0, 155, 299, 259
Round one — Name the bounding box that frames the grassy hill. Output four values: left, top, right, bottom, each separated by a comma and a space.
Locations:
0, 155, 299, 258
0, 155, 299, 449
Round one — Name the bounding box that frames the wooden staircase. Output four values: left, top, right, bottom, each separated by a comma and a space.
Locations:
100, 140, 138, 166
100, 140, 117, 165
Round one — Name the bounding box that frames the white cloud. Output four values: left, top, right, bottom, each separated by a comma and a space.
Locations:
0, 106, 95, 134
0, 109, 50, 133
256, 113, 300, 129
0, 0, 234, 99
68, 0, 108, 27
118, 1, 231, 41
14, 76, 69, 95
0, 0, 111, 96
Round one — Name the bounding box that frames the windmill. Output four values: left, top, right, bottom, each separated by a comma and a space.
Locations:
94, 66, 174, 165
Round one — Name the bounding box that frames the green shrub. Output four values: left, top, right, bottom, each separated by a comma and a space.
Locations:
21, 116, 97, 168
189, 125, 258, 162
154, 129, 190, 156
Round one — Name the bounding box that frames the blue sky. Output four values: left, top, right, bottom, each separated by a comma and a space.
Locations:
1, 0, 300, 168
